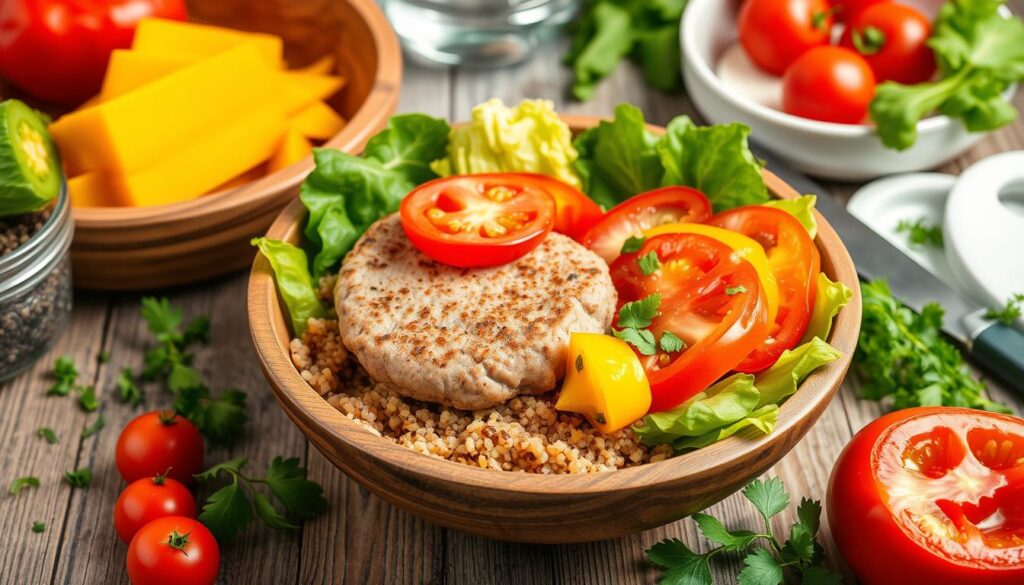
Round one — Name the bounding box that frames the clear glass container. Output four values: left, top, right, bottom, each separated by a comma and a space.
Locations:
0, 183, 74, 382
381, 0, 579, 67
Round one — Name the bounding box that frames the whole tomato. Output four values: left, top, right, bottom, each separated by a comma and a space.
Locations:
738, 0, 834, 76
782, 46, 876, 124
127, 516, 219, 585
828, 407, 1024, 585
840, 2, 936, 84
0, 0, 188, 105
114, 473, 198, 543
116, 411, 204, 486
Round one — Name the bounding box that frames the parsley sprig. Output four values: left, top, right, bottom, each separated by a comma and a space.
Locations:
984, 292, 1024, 326
895, 217, 943, 249
196, 457, 328, 542
646, 478, 841, 585
47, 356, 102, 412
614, 294, 685, 356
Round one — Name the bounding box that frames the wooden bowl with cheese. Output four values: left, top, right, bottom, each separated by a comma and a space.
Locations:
59, 0, 401, 290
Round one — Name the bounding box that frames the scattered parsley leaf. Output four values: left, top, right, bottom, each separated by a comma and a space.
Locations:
801, 566, 844, 585
167, 363, 202, 393
645, 538, 713, 585
199, 478, 253, 542
693, 513, 760, 552
64, 468, 92, 488
194, 457, 248, 482
116, 367, 142, 407
638, 251, 661, 275
187, 389, 247, 446
31, 521, 45, 533
183, 316, 211, 345
97, 350, 110, 364
77, 385, 99, 412
48, 356, 78, 396
80, 414, 105, 439
660, 331, 685, 353
983, 292, 1024, 326
895, 217, 944, 249
253, 492, 298, 530
140, 297, 184, 343
621, 235, 646, 254
743, 477, 789, 522
738, 548, 783, 585
616, 293, 662, 329
726, 285, 748, 296
614, 327, 657, 356
10, 476, 40, 496
263, 457, 328, 520
796, 498, 822, 535
36, 427, 57, 444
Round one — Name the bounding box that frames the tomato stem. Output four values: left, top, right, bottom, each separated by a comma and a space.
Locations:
852, 26, 886, 56
165, 529, 191, 555
158, 410, 178, 425
152, 467, 173, 485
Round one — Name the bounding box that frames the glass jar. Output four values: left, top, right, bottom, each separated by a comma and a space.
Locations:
0, 183, 74, 382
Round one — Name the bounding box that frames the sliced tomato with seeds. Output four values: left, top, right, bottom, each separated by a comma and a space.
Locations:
708, 206, 820, 372
399, 174, 556, 268
610, 233, 771, 412
521, 174, 604, 239
829, 408, 1024, 585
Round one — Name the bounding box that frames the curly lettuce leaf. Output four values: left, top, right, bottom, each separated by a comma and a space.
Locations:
573, 103, 663, 208
251, 238, 328, 335
753, 338, 842, 408
674, 405, 778, 451
802, 273, 854, 344
763, 195, 818, 239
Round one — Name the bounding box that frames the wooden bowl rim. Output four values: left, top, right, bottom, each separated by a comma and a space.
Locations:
70, 0, 402, 230
247, 114, 862, 495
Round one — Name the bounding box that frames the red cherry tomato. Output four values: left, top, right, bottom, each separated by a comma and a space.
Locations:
738, 0, 834, 76
399, 173, 556, 268
114, 473, 197, 543
610, 233, 771, 412
782, 46, 876, 124
707, 206, 820, 372
534, 174, 605, 239
840, 3, 936, 84
127, 516, 219, 585
831, 0, 889, 22
829, 407, 1024, 585
0, 0, 188, 105
116, 411, 204, 486
579, 186, 712, 264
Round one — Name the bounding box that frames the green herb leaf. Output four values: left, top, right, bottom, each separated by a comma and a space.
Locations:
97, 350, 110, 364
693, 513, 760, 552
725, 285, 747, 296
194, 457, 249, 482
639, 251, 661, 275
251, 238, 329, 336
198, 478, 253, 542
895, 217, 944, 248
77, 385, 99, 412
983, 292, 1024, 326
800, 566, 844, 585
167, 363, 202, 393
189, 389, 248, 446
743, 477, 789, 521
613, 327, 657, 356
140, 297, 183, 343
737, 548, 784, 585
263, 457, 328, 520
116, 367, 142, 407
781, 522, 816, 563
64, 468, 92, 488
48, 356, 78, 396
253, 492, 298, 530
183, 317, 211, 345
81, 414, 105, 438
660, 331, 685, 353
621, 235, 646, 254
10, 476, 40, 496
36, 427, 57, 444
796, 498, 822, 535
617, 293, 662, 329
645, 538, 713, 585
31, 521, 45, 533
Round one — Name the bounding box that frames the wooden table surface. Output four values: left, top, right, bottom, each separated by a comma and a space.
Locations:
3, 20, 1023, 585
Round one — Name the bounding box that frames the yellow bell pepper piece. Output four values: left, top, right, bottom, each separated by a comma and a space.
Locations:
643, 223, 780, 323
132, 18, 283, 68
555, 333, 651, 434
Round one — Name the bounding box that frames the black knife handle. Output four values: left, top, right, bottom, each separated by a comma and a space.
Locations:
972, 322, 1024, 395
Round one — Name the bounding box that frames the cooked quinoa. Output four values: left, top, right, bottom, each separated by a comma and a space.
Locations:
291, 276, 672, 473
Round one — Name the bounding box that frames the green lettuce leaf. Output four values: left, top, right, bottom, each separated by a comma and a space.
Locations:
635, 373, 759, 446
674, 405, 778, 450
754, 337, 842, 408
763, 194, 818, 239
573, 103, 663, 208
251, 238, 328, 335
802, 273, 854, 343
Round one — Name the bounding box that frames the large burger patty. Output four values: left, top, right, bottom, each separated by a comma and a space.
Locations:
335, 214, 617, 410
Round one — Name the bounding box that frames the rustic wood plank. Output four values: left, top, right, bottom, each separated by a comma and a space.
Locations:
0, 293, 110, 585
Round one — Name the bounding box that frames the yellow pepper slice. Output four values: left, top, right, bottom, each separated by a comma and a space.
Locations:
643, 223, 780, 323
555, 333, 652, 434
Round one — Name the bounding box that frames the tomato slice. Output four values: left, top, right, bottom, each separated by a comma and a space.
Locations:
708, 206, 820, 372
399, 174, 555, 268
610, 233, 772, 412
580, 186, 712, 263
829, 408, 1024, 585
515, 173, 604, 239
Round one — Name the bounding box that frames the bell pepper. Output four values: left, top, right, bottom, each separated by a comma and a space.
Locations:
555, 333, 652, 433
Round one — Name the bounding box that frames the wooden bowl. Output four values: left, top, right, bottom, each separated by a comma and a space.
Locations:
68, 0, 402, 290
247, 116, 862, 543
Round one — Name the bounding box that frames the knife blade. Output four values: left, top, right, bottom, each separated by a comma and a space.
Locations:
750, 141, 1024, 394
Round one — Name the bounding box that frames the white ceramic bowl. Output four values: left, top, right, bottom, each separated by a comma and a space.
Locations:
681, 0, 1015, 181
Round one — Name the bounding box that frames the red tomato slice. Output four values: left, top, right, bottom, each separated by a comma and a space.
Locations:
610, 233, 771, 412
400, 174, 556, 268
580, 186, 712, 264
829, 408, 1024, 585
519, 174, 604, 239
708, 206, 820, 372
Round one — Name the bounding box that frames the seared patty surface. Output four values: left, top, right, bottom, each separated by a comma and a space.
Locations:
335, 214, 616, 410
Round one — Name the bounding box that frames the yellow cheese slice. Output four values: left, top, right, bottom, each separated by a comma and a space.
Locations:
132, 18, 283, 68
267, 129, 313, 173
68, 173, 129, 208
290, 101, 345, 140
297, 55, 335, 75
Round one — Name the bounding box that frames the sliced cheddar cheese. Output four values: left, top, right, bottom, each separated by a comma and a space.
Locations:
297, 55, 335, 75
267, 129, 313, 173
133, 18, 283, 68
290, 101, 345, 140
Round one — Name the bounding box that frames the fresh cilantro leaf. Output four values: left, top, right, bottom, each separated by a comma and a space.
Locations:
660, 331, 685, 353
64, 468, 92, 488
645, 538, 713, 585
253, 492, 298, 530
168, 363, 202, 392
97, 350, 110, 364
142, 346, 170, 380
116, 367, 142, 406
693, 513, 759, 552
614, 327, 657, 355
37, 427, 57, 444
48, 356, 78, 396
140, 297, 183, 343
263, 457, 328, 520
10, 476, 40, 496
194, 457, 249, 482
617, 293, 662, 329
726, 285, 748, 296
782, 522, 816, 563
198, 478, 253, 542
895, 217, 944, 248
621, 235, 646, 254
737, 548, 784, 585
639, 251, 661, 275
31, 521, 45, 533
183, 316, 211, 345
77, 385, 99, 412
796, 498, 822, 535
984, 292, 1024, 326
800, 566, 843, 585
743, 478, 789, 521
189, 389, 247, 446
80, 414, 105, 439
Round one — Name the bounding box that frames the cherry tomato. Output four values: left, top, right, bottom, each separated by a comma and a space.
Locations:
782, 46, 876, 124
116, 411, 204, 486
529, 174, 604, 239
579, 186, 712, 264
840, 3, 936, 85
707, 206, 819, 372
399, 173, 556, 268
0, 0, 188, 105
610, 233, 771, 412
829, 407, 1024, 585
127, 516, 219, 585
831, 0, 889, 22
114, 472, 198, 543
738, 0, 834, 76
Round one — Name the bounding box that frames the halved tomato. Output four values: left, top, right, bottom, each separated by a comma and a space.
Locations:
829, 407, 1024, 585
610, 233, 772, 412
521, 174, 604, 239
399, 174, 556, 268
708, 206, 819, 372
579, 186, 712, 263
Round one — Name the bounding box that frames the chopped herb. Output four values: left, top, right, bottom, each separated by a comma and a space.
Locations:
97, 350, 110, 364
36, 427, 57, 444
64, 468, 92, 488
638, 251, 660, 275
76, 385, 99, 412
31, 521, 45, 533
48, 356, 78, 396
81, 414, 105, 439
659, 331, 685, 353
984, 293, 1024, 326
116, 367, 142, 407
896, 217, 943, 249
726, 285, 747, 296
575, 354, 584, 373
616, 294, 661, 329
613, 327, 657, 356
10, 476, 40, 496
620, 235, 646, 254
